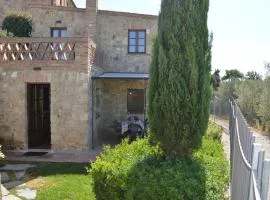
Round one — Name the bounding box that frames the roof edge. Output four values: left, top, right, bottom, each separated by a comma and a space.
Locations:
92, 72, 149, 80
97, 10, 158, 19
70, 0, 77, 8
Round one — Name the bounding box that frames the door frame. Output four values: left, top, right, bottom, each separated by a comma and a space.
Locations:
26, 83, 51, 150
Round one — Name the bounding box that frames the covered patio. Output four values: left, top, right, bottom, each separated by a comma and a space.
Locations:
91, 72, 149, 147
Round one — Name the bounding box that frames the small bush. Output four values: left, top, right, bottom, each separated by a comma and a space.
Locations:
0, 30, 14, 37
90, 124, 229, 200
205, 122, 223, 142
0, 145, 4, 160
0, 145, 4, 167
2, 12, 32, 37
0, 30, 8, 37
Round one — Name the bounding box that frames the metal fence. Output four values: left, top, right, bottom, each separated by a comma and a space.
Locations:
229, 98, 270, 200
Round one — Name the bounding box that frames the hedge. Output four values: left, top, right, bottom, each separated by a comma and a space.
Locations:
2, 12, 32, 37
90, 123, 229, 200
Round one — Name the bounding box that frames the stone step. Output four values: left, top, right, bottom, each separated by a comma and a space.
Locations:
1, 171, 26, 183
1, 172, 10, 183
0, 164, 36, 172
17, 188, 37, 200
3, 181, 25, 190
2, 194, 22, 200
1, 184, 9, 196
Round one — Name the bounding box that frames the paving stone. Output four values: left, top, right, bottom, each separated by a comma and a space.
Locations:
1, 184, 9, 196
0, 164, 36, 171
3, 181, 25, 190
2, 194, 21, 200
1, 172, 9, 183
17, 188, 37, 200
15, 171, 25, 180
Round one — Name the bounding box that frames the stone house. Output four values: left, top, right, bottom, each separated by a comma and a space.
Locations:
0, 0, 158, 151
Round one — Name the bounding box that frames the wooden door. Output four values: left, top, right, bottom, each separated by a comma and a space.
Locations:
28, 84, 51, 149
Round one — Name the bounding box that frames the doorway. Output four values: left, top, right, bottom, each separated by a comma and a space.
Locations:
27, 84, 51, 149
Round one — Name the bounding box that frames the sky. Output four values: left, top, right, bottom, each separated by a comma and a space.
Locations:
74, 0, 270, 76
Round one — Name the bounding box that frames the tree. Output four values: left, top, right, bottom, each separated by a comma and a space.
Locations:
258, 77, 270, 132
222, 69, 244, 81
148, 0, 211, 156
236, 80, 263, 124
2, 12, 32, 37
245, 71, 262, 80
264, 62, 270, 77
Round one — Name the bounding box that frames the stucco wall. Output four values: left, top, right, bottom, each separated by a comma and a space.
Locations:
0, 69, 90, 151
96, 10, 158, 73
93, 79, 148, 145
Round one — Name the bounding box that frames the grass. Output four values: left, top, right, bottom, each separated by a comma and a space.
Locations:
15, 162, 95, 200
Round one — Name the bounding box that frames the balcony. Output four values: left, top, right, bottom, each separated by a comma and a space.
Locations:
0, 37, 97, 70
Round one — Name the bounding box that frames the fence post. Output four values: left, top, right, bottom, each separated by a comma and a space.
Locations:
252, 144, 262, 177
261, 159, 270, 200
248, 143, 262, 200
257, 150, 265, 193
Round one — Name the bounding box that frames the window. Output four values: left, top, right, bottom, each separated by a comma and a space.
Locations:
51, 28, 67, 38
54, 0, 68, 7
127, 89, 145, 114
128, 30, 146, 53
51, 28, 67, 60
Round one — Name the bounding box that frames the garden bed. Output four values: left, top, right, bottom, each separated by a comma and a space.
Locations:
90, 123, 229, 200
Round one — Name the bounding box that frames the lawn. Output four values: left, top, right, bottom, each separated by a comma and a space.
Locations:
19, 162, 95, 200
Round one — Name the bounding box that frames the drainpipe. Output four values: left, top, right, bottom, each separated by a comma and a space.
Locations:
91, 78, 95, 149
143, 79, 147, 134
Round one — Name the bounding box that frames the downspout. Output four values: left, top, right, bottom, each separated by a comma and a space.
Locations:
143, 79, 147, 134
91, 78, 95, 149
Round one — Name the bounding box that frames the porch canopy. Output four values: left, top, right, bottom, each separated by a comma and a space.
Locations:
92, 72, 149, 80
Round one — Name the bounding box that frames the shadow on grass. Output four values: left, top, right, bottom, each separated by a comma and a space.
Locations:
93, 155, 206, 200
26, 162, 89, 177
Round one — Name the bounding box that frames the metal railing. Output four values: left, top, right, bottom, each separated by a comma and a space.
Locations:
230, 98, 270, 200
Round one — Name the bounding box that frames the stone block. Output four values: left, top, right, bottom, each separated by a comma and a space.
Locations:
0, 172, 9, 183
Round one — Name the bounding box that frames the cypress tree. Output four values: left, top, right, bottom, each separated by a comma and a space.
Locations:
148, 0, 212, 156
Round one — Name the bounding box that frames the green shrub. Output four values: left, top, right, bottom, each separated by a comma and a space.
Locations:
0, 30, 8, 37
236, 80, 263, 125
0, 145, 4, 160
205, 122, 223, 141
258, 77, 270, 133
0, 145, 4, 167
2, 12, 32, 37
90, 124, 229, 200
0, 30, 14, 37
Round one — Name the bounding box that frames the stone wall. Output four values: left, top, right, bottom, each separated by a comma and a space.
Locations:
0, 69, 90, 151
28, 6, 89, 37
0, 0, 97, 38
0, 0, 27, 27
96, 10, 158, 73
93, 79, 148, 145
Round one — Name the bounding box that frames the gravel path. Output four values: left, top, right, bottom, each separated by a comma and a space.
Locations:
214, 118, 270, 159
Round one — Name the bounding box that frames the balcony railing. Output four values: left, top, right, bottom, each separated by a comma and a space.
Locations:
0, 38, 78, 61
0, 37, 97, 69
